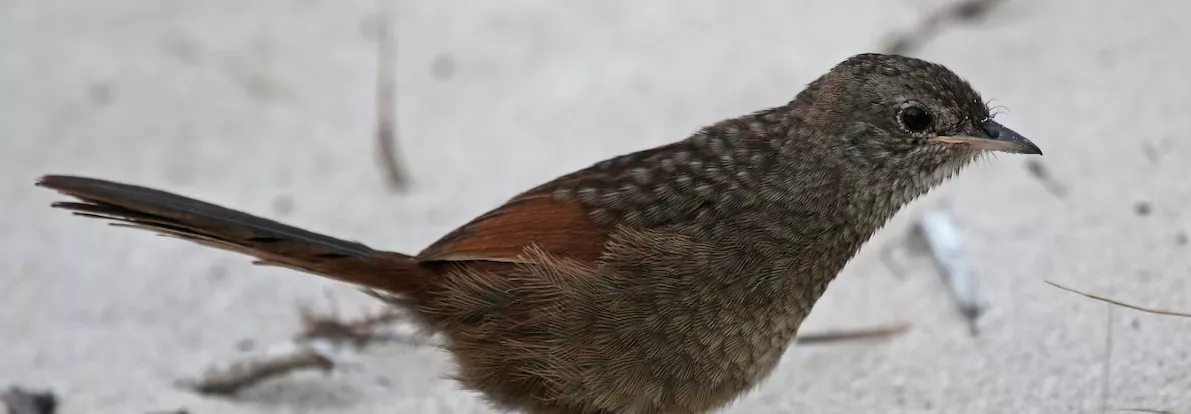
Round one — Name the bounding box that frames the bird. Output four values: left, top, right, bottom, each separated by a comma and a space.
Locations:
36, 53, 1040, 414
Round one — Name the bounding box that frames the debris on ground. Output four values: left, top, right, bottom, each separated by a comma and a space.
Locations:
919, 206, 987, 336
374, 0, 410, 191
179, 340, 339, 396
1134, 201, 1152, 217
880, 0, 1008, 55
1046, 281, 1191, 318
1, 387, 58, 414
1046, 281, 1189, 414
795, 324, 911, 345
877, 204, 988, 335
179, 304, 425, 396
1024, 159, 1069, 198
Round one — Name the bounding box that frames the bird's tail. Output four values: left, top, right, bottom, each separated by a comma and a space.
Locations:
36, 175, 428, 296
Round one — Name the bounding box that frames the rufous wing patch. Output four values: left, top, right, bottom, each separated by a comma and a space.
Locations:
415, 193, 608, 265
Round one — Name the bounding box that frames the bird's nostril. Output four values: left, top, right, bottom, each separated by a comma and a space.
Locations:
983, 123, 1001, 139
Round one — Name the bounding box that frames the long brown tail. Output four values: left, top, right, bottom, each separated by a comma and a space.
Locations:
36, 175, 428, 296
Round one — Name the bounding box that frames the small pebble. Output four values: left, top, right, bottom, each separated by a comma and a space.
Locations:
432, 54, 456, 80
206, 264, 228, 281
359, 15, 379, 40
1134, 201, 1152, 216
88, 82, 114, 106
272, 194, 295, 216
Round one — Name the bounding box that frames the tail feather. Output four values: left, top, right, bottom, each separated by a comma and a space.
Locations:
36, 175, 428, 296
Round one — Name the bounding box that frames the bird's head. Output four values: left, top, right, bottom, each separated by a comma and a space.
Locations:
788, 53, 1041, 206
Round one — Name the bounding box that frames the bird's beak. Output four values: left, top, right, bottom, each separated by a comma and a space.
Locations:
929, 119, 1042, 155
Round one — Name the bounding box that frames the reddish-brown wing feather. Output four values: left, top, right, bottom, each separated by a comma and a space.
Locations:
416, 141, 703, 266
415, 191, 607, 264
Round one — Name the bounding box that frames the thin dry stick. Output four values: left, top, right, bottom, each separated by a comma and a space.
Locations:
881, 0, 1008, 55
795, 323, 910, 345
180, 306, 417, 396
1046, 281, 1191, 318
296, 306, 405, 347
1048, 281, 1187, 414
180, 345, 336, 395
1025, 159, 1069, 198
375, 0, 408, 191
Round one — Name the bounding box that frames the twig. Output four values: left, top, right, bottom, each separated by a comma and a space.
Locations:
880, 0, 1008, 55
1049, 281, 1187, 414
795, 323, 910, 345
179, 343, 336, 395
1046, 281, 1191, 318
296, 305, 406, 348
1024, 159, 1069, 198
0, 387, 57, 414
179, 304, 420, 396
374, 0, 409, 191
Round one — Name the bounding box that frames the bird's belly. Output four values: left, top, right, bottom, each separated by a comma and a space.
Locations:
430, 271, 803, 414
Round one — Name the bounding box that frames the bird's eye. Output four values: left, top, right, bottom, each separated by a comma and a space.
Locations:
899, 105, 933, 133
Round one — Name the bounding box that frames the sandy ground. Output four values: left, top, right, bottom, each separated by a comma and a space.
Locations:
2, 0, 1190, 413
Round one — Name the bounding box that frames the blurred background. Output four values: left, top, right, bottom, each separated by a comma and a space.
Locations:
2, 0, 1189, 413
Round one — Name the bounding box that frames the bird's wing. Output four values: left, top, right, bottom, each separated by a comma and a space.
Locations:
415, 189, 610, 265
414, 141, 697, 265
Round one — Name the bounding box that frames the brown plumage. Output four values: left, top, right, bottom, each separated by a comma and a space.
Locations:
36, 53, 1040, 414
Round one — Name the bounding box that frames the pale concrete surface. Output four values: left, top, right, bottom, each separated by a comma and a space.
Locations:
2, 0, 1189, 413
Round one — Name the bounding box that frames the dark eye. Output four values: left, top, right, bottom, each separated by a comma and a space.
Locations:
899, 106, 933, 133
